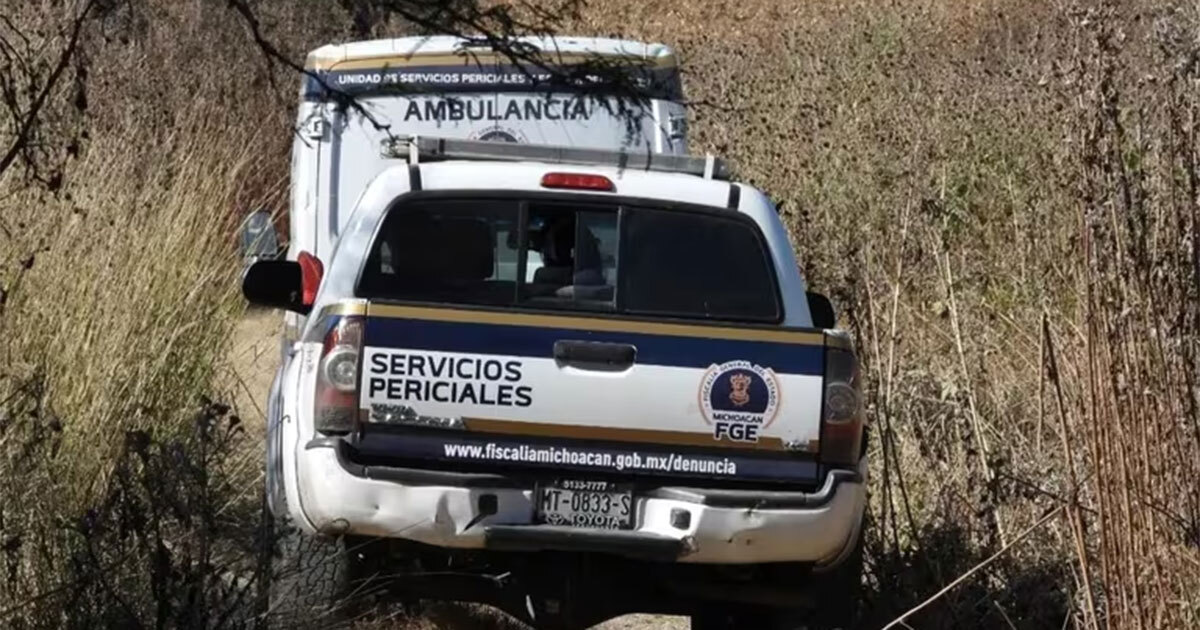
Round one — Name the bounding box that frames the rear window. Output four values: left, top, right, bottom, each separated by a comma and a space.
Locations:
358, 197, 780, 322
620, 208, 780, 321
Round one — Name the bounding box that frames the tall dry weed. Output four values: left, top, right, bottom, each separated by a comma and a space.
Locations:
0, 108, 271, 628
0, 1, 341, 626
569, 0, 1200, 626
1046, 4, 1200, 626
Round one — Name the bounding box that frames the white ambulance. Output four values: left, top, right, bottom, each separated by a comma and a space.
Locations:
256, 35, 690, 348
242, 36, 867, 630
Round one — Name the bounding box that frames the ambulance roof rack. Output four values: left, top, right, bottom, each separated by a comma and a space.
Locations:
381, 135, 731, 181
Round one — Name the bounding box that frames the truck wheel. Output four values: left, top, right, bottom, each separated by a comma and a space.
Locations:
265, 518, 353, 629
690, 536, 863, 630
805, 532, 864, 630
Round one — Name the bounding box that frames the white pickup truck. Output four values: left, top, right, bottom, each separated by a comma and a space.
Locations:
242, 36, 867, 630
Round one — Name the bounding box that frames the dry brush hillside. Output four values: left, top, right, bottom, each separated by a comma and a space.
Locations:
569, 1, 1200, 626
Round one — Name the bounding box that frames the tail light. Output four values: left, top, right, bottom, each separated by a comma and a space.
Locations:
821, 340, 865, 467
314, 316, 363, 434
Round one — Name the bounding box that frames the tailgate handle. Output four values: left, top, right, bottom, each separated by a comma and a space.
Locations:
553, 340, 636, 371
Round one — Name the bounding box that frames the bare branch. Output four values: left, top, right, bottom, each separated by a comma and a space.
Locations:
0, 15, 32, 51
882, 507, 1065, 630
223, 0, 661, 143
224, 0, 397, 136
0, 0, 98, 181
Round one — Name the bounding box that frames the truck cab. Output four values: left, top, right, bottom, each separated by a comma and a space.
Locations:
243, 36, 866, 630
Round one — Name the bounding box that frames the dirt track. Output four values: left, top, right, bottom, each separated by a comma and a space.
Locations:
230, 308, 281, 425
228, 309, 688, 630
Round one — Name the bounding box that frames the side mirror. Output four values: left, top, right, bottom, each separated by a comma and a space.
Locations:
242, 252, 323, 314
240, 210, 281, 262
807, 291, 836, 329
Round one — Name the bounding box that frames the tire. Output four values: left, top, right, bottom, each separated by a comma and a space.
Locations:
265, 517, 353, 629
806, 532, 864, 630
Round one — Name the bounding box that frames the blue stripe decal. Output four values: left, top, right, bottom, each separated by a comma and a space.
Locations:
364, 317, 825, 374
302, 66, 683, 102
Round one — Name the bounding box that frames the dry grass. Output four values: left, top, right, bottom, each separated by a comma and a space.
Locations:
564, 0, 1200, 626
0, 88, 274, 630
3, 0, 1199, 628
0, 2, 306, 626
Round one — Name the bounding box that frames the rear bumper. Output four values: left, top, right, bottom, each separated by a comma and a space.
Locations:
293, 438, 866, 565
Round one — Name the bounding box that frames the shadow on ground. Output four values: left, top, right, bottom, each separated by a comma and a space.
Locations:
860, 522, 1072, 629
346, 521, 1071, 629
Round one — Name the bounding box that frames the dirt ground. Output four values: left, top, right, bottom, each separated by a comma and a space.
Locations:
227, 309, 688, 630
229, 307, 282, 426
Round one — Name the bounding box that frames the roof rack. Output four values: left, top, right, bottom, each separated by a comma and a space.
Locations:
381, 135, 730, 181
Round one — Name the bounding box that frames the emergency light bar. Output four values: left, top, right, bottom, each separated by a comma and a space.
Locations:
382, 134, 730, 181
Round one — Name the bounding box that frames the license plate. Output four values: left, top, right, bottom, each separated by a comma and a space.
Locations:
536, 480, 633, 530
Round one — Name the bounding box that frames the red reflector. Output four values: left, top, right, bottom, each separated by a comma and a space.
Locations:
541, 172, 615, 192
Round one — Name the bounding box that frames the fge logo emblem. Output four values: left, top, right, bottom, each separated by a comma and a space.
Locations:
699, 361, 780, 443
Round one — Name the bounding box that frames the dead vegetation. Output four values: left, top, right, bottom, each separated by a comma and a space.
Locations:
2, 0, 1199, 628
567, 0, 1200, 626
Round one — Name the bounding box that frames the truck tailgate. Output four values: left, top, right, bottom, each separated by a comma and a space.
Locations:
356, 304, 826, 484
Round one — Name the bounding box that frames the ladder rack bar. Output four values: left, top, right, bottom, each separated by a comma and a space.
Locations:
381, 135, 730, 180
